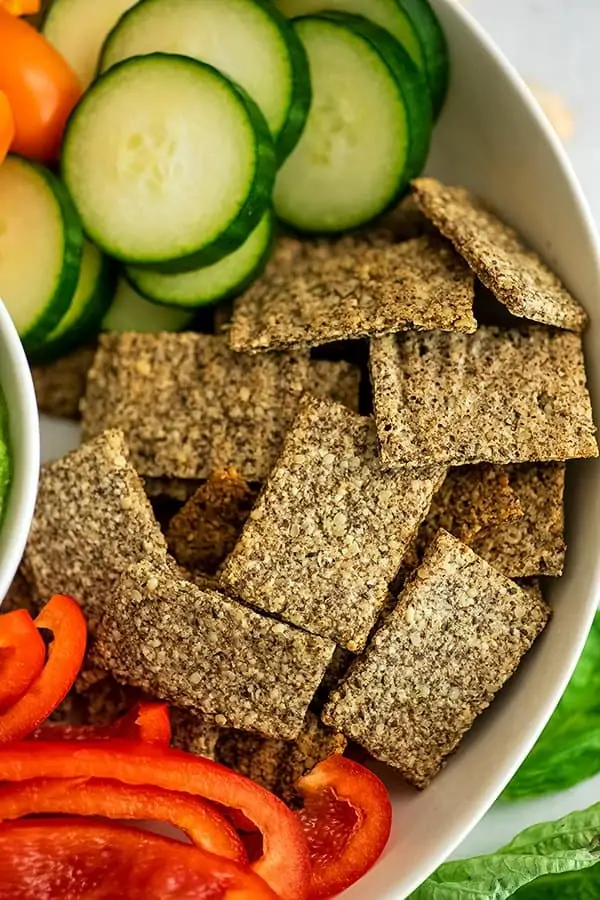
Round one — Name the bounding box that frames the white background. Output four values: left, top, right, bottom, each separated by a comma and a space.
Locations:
455, 0, 600, 860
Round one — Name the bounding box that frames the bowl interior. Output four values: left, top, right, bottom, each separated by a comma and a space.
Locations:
33, 1, 600, 897
341, 1, 600, 896
0, 300, 39, 604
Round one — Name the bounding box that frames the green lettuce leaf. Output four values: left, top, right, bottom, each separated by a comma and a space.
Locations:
409, 804, 600, 899
503, 613, 600, 801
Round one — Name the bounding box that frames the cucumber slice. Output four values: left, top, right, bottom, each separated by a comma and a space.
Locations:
274, 14, 432, 233
275, 0, 448, 118
99, 0, 311, 161
30, 242, 117, 363
43, 0, 139, 90
62, 54, 276, 270
0, 156, 83, 348
126, 212, 273, 308
102, 278, 195, 332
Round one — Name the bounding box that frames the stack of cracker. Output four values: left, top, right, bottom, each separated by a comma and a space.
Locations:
17, 178, 596, 796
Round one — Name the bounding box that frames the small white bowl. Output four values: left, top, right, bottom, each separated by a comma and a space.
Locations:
342, 1, 600, 897
0, 299, 39, 605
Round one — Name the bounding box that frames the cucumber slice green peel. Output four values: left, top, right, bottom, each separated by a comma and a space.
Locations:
0, 156, 83, 350
274, 13, 432, 233
126, 211, 274, 309
99, 0, 311, 162
29, 242, 117, 364
274, 0, 448, 118
102, 278, 195, 332
62, 54, 276, 271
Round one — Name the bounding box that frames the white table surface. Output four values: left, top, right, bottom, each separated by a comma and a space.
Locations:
453, 0, 600, 863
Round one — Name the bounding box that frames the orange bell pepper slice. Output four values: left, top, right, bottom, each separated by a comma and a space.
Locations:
0, 819, 279, 899
0, 609, 45, 711
0, 0, 41, 15
0, 9, 81, 162
0, 595, 86, 742
296, 755, 392, 900
0, 90, 14, 166
0, 778, 246, 863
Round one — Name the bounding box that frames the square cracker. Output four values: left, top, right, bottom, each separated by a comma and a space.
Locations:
32, 344, 96, 420
25, 429, 167, 633
81, 333, 312, 482
220, 397, 445, 651
322, 530, 551, 788
307, 360, 361, 413
216, 712, 346, 805
228, 233, 476, 353
95, 559, 335, 739
402, 464, 523, 570
471, 463, 566, 577
370, 326, 598, 469
166, 468, 259, 575
412, 178, 588, 332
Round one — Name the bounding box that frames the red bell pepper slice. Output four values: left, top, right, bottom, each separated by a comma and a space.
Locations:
0, 594, 87, 743
0, 819, 279, 899
0, 740, 312, 900
0, 777, 246, 863
30, 701, 172, 745
296, 755, 392, 900
0, 610, 46, 711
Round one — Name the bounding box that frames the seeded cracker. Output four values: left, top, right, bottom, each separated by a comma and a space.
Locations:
471, 463, 566, 577
166, 468, 259, 575
370, 327, 598, 469
402, 464, 523, 570
95, 559, 335, 739
31, 344, 96, 419
170, 709, 221, 760
81, 333, 315, 482
2, 566, 36, 615
228, 233, 476, 353
307, 360, 361, 413
220, 397, 445, 650
216, 712, 346, 804
412, 178, 588, 332
24, 430, 167, 633
322, 530, 551, 788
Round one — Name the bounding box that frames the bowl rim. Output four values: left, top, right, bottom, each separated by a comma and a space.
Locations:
0, 297, 39, 605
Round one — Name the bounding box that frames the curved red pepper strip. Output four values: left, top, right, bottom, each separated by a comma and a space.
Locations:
0, 595, 86, 743
296, 756, 392, 899
0, 610, 46, 711
0, 777, 246, 863
30, 702, 172, 745
0, 819, 279, 899
0, 740, 312, 900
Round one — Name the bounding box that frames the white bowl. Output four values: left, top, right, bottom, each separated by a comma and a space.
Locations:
342, 1, 600, 897
0, 300, 39, 606
33, 1, 600, 897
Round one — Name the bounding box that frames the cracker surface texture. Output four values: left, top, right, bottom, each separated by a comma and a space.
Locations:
25, 429, 167, 632
220, 397, 445, 650
322, 530, 551, 787
472, 463, 566, 577
370, 327, 598, 468
412, 178, 588, 331
95, 559, 335, 739
81, 333, 311, 482
229, 233, 476, 352
32, 344, 96, 419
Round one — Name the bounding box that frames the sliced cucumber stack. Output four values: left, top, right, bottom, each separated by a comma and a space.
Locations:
274, 14, 432, 233
62, 54, 276, 270
0, 156, 83, 349
99, 0, 311, 161
275, 0, 448, 118
30, 241, 116, 363
126, 211, 273, 308
42, 0, 139, 90
102, 278, 195, 332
